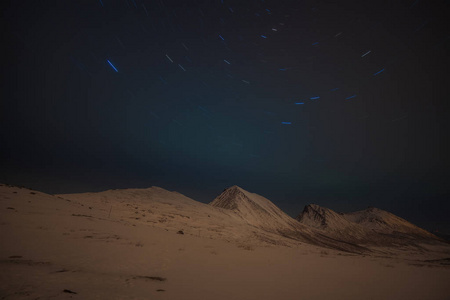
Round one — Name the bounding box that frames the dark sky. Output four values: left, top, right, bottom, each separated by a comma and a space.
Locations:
2, 0, 449, 233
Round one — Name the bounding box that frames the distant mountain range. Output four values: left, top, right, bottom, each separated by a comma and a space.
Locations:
210, 186, 442, 251
1, 183, 445, 254
297, 204, 439, 246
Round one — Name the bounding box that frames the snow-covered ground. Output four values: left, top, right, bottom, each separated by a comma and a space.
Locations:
1, 183, 449, 299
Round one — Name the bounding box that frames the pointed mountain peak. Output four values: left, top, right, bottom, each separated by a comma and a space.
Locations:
210, 186, 248, 210
222, 185, 245, 194
300, 203, 342, 217
303, 203, 325, 212
364, 206, 382, 213
210, 186, 299, 231
228, 185, 243, 190
298, 204, 346, 228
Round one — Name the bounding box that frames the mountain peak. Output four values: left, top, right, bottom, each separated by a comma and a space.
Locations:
303, 203, 323, 211
298, 204, 348, 229
211, 186, 247, 210
344, 207, 436, 239
222, 185, 245, 194
210, 186, 299, 231
364, 206, 381, 213
228, 185, 243, 190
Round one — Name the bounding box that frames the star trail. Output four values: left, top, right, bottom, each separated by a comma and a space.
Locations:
107, 60, 119, 72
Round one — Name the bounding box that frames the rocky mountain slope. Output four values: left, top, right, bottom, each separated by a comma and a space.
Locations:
297, 204, 442, 247
208, 187, 374, 253
210, 186, 300, 231
345, 207, 437, 239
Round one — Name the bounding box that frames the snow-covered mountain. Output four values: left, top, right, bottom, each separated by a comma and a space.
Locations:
59, 186, 264, 243
344, 207, 436, 239
298, 204, 353, 229
59, 185, 313, 247
6, 181, 442, 252
209, 187, 370, 253
210, 186, 300, 231
60, 185, 443, 251
297, 204, 441, 246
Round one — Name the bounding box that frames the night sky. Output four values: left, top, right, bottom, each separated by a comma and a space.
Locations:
2, 0, 449, 233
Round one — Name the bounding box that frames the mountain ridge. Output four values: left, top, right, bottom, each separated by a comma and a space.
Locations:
297, 203, 441, 245
58, 184, 443, 250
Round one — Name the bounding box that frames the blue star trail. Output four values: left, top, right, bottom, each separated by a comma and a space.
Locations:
107, 60, 118, 72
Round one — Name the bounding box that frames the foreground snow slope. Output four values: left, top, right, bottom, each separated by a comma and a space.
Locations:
1, 183, 450, 300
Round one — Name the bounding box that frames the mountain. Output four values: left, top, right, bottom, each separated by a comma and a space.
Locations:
297, 204, 441, 246
344, 207, 435, 236
1, 183, 444, 254
209, 186, 300, 232
210, 186, 372, 252
297, 204, 367, 239
298, 204, 353, 229
59, 185, 315, 247
59, 186, 260, 242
